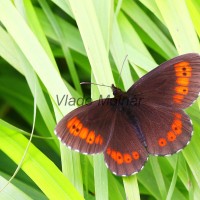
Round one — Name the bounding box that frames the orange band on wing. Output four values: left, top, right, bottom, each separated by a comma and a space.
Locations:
158, 112, 183, 147
106, 147, 140, 165
173, 61, 192, 104
66, 117, 103, 146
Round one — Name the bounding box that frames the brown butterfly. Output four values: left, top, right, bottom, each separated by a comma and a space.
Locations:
55, 53, 200, 176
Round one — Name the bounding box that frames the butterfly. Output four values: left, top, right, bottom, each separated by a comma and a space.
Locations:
55, 53, 200, 176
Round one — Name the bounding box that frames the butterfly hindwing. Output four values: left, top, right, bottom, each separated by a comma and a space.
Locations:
55, 99, 116, 154
128, 53, 200, 109
132, 105, 192, 155
104, 109, 148, 176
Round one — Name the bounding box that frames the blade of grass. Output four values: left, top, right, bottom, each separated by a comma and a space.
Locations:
108, 173, 125, 200
166, 156, 178, 200
150, 157, 167, 199
123, 176, 140, 200
91, 74, 108, 200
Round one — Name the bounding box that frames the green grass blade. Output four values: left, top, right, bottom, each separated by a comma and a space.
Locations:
123, 176, 140, 200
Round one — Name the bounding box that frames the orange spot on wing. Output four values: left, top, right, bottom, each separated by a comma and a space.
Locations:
86, 131, 95, 144
75, 119, 80, 124
167, 131, 176, 142
176, 77, 189, 86
111, 151, 117, 161
69, 119, 80, 134
79, 127, 89, 139
175, 86, 188, 95
174, 119, 182, 127
95, 134, 103, 145
99, 137, 103, 145
66, 117, 77, 129
106, 148, 111, 155
175, 61, 191, 74
116, 152, 123, 164
174, 113, 182, 119
174, 63, 192, 73
176, 71, 191, 78
123, 154, 132, 163
158, 138, 167, 147
73, 123, 83, 136
173, 94, 184, 103
132, 151, 140, 160
172, 119, 182, 135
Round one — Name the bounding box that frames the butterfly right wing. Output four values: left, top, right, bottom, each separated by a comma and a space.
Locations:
127, 53, 200, 109
55, 99, 117, 154
132, 104, 192, 156
126, 53, 197, 156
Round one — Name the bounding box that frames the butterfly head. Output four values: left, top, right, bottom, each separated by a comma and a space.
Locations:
111, 84, 126, 99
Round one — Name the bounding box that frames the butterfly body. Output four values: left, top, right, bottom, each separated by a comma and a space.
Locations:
111, 84, 143, 109
55, 53, 200, 176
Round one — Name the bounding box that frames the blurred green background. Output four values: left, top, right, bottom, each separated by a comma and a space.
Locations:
0, 0, 200, 199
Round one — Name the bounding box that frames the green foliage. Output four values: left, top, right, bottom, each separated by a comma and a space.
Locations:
0, 0, 200, 199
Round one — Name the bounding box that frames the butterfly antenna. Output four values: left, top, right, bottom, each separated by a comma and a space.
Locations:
117, 55, 128, 85
80, 82, 111, 88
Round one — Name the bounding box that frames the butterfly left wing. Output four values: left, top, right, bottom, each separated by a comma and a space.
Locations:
104, 109, 148, 176
55, 99, 116, 154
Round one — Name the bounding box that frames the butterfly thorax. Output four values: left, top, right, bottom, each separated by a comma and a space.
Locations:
111, 84, 142, 108
111, 84, 129, 107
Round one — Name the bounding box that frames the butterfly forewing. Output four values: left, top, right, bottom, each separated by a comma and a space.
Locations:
128, 53, 200, 109
55, 99, 116, 154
